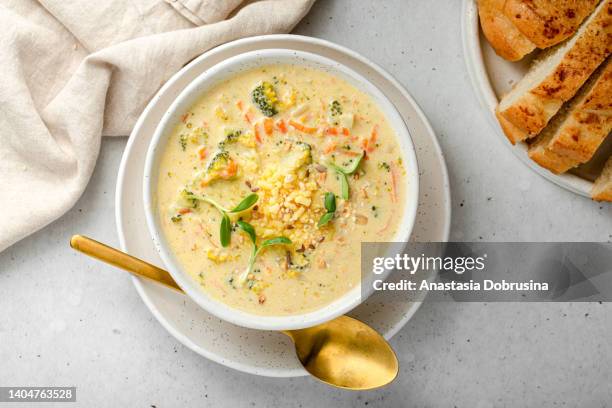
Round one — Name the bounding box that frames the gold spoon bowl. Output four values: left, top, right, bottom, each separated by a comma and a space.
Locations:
70, 234, 399, 390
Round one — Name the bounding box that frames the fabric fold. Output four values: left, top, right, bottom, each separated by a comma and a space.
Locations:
165, 0, 244, 25
0, 0, 315, 252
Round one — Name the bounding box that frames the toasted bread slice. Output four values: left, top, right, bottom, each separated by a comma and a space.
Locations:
528, 58, 612, 173
497, 0, 611, 144
478, 0, 536, 61
592, 154, 612, 201
504, 0, 600, 49
496, 106, 532, 143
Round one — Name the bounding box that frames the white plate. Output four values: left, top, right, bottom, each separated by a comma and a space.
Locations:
461, 0, 608, 198
115, 34, 451, 377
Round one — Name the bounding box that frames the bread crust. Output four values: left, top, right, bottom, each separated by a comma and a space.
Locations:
478, 0, 536, 61
502, 93, 563, 136
496, 106, 529, 144
528, 59, 612, 172
498, 0, 612, 141
592, 154, 612, 201
528, 141, 579, 173
504, 0, 600, 48
550, 60, 612, 161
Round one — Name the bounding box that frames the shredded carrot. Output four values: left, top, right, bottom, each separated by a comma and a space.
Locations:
362, 125, 379, 152
254, 124, 262, 143
180, 113, 189, 123
378, 216, 392, 234
370, 125, 379, 143
323, 141, 338, 154
244, 110, 255, 125
236, 100, 244, 111
198, 147, 207, 161
225, 160, 238, 177
289, 120, 317, 134
199, 222, 219, 248
361, 138, 370, 151
276, 119, 288, 134
202, 160, 238, 187
263, 118, 274, 136
178, 208, 191, 215
327, 127, 351, 136
340, 150, 361, 157
389, 163, 398, 203
206, 235, 218, 248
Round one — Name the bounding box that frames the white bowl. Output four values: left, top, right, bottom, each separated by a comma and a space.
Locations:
143, 49, 419, 331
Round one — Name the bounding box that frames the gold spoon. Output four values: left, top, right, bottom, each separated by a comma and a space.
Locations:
70, 234, 399, 390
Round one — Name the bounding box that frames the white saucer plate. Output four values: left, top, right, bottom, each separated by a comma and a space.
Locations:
461, 0, 603, 198
115, 34, 451, 377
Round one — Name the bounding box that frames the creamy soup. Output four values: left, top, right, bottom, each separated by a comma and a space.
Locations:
156, 64, 408, 316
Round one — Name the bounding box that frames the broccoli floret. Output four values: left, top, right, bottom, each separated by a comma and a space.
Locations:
329, 100, 343, 126
170, 190, 199, 222
179, 134, 187, 151
189, 127, 208, 144
192, 151, 238, 186
178, 189, 199, 209
295, 140, 312, 153
252, 82, 279, 117
179, 128, 208, 151
218, 130, 242, 149
218, 129, 256, 149
281, 140, 312, 171
207, 151, 230, 172
330, 100, 342, 116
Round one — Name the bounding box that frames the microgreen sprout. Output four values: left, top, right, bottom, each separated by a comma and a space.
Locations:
327, 150, 365, 200
236, 220, 291, 285
317, 192, 336, 227
181, 190, 258, 247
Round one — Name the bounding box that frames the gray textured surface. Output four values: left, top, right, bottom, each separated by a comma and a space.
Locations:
1, 1, 611, 406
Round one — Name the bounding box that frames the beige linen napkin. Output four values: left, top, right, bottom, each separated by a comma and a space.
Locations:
0, 0, 314, 252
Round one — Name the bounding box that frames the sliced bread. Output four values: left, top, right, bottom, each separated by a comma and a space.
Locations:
528, 58, 612, 173
592, 154, 612, 201
497, 0, 611, 144
504, 0, 600, 49
478, 0, 536, 61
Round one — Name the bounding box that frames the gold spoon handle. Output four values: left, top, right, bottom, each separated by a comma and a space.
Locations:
70, 234, 398, 389
70, 235, 182, 292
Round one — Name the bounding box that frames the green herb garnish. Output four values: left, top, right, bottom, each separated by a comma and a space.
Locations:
330, 100, 343, 116
220, 214, 231, 247
230, 193, 259, 213
317, 212, 334, 227
324, 191, 336, 212
327, 150, 365, 199
181, 190, 258, 247
317, 192, 337, 227
179, 134, 187, 151
236, 221, 291, 284
378, 162, 391, 172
